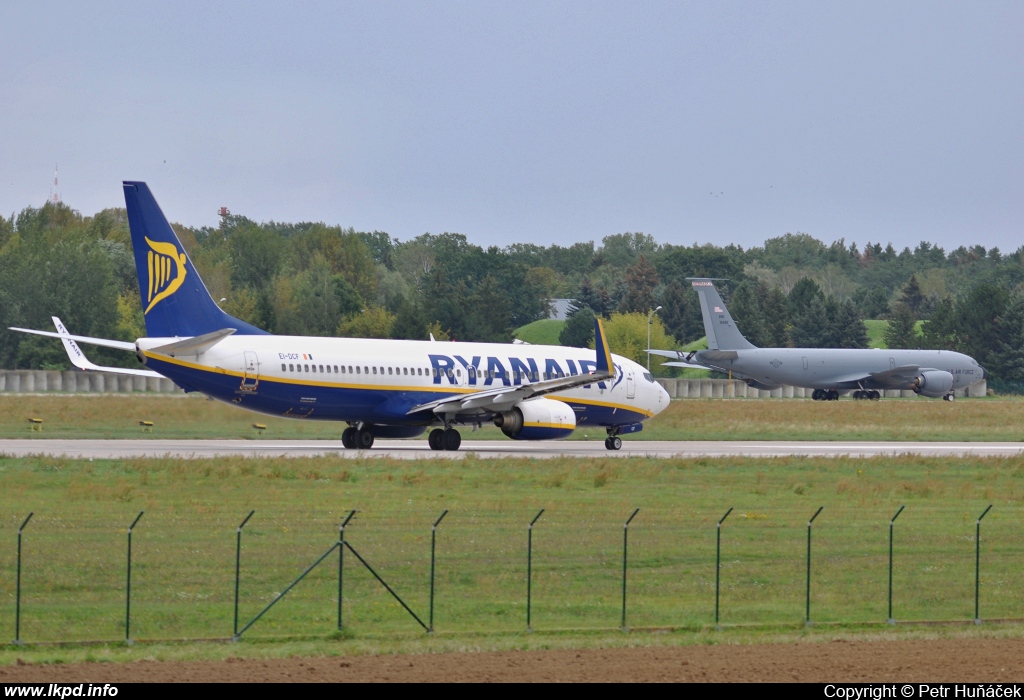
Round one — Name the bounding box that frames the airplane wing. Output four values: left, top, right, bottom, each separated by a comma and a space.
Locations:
408, 318, 615, 416
827, 365, 923, 390
148, 328, 236, 357
50, 317, 163, 378
9, 325, 136, 351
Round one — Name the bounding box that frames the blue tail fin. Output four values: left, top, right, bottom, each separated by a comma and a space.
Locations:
123, 181, 268, 338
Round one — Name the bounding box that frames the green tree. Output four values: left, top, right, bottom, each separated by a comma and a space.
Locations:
573, 276, 613, 318
659, 279, 704, 345
337, 306, 395, 339
991, 295, 1024, 383
899, 274, 925, 316
761, 286, 791, 347
229, 220, 284, 292
619, 255, 660, 314
883, 302, 919, 349
559, 306, 595, 348
788, 277, 824, 317
728, 280, 768, 347
920, 298, 960, 350
595, 312, 672, 374
833, 300, 869, 349
957, 283, 1009, 369
600, 232, 658, 267
464, 275, 513, 342
390, 297, 428, 340
789, 294, 832, 348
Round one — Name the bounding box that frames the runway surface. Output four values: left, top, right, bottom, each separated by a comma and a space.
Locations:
2, 439, 1024, 459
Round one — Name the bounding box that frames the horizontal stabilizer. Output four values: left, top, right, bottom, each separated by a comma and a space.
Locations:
663, 361, 714, 370
8, 326, 136, 351
148, 328, 237, 357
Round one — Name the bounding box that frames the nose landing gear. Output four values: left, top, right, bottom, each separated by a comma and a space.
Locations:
604, 428, 622, 451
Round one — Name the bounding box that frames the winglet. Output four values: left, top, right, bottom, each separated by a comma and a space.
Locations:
594, 317, 613, 375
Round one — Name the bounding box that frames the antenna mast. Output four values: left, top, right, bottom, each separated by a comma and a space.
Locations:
50, 163, 61, 204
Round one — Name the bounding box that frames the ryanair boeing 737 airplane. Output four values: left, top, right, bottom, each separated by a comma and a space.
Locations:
11, 182, 669, 451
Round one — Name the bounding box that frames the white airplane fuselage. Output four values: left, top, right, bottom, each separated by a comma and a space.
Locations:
138, 335, 669, 432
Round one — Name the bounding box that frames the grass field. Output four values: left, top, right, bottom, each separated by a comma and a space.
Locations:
865, 320, 926, 349
2, 393, 1023, 442
0, 451, 1022, 663
513, 319, 565, 346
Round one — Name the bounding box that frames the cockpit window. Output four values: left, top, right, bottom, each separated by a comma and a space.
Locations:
644, 372, 655, 382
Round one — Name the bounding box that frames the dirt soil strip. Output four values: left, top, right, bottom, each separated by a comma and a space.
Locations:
3, 640, 1024, 682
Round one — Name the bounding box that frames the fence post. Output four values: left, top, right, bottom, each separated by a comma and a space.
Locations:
621, 508, 639, 631
338, 510, 355, 630
888, 505, 905, 624
233, 510, 255, 641
526, 509, 544, 631
974, 504, 993, 624
806, 506, 823, 625
715, 507, 733, 627
14, 512, 33, 644
125, 511, 144, 643
429, 510, 449, 633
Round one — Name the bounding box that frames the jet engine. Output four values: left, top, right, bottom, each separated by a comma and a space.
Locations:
493, 398, 576, 440
912, 370, 954, 398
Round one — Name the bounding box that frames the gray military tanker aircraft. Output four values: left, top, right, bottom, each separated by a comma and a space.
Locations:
650, 279, 986, 401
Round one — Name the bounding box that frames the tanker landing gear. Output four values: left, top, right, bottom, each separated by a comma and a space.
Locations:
341, 425, 374, 449
943, 393, 955, 402
604, 428, 622, 451
852, 390, 881, 400
812, 389, 840, 401
428, 425, 462, 451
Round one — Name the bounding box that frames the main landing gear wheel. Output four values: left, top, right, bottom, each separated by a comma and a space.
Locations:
342, 427, 357, 449
428, 428, 445, 450
442, 427, 462, 451
356, 429, 374, 449
944, 393, 955, 402
605, 436, 622, 451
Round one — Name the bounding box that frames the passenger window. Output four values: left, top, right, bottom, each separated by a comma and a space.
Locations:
373, 367, 377, 374
388, 367, 393, 375
289, 364, 294, 371
364, 366, 368, 374
281, 363, 286, 372
304, 364, 309, 372
457, 369, 461, 377
356, 366, 360, 374
319, 365, 324, 373
334, 366, 338, 373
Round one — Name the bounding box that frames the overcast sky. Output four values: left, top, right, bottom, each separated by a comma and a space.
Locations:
2, 2, 1021, 253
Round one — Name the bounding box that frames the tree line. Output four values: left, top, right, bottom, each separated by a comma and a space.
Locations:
2, 200, 1023, 384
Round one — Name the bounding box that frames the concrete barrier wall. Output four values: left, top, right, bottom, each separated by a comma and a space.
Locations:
0, 369, 990, 398
654, 377, 987, 399
0, 370, 180, 393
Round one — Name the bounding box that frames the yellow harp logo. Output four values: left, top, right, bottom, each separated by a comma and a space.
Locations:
144, 237, 187, 314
